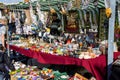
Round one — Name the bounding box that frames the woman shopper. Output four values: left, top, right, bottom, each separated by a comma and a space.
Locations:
0, 16, 7, 48
0, 16, 15, 80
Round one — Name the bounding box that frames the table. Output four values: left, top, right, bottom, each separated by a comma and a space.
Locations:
9, 45, 120, 80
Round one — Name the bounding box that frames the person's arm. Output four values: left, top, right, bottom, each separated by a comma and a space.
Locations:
1, 26, 6, 48
1, 34, 5, 48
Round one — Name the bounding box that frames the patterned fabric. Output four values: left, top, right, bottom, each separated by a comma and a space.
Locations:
0, 26, 6, 35
0, 25, 6, 44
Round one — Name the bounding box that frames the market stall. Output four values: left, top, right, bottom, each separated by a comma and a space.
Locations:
9, 44, 120, 80
0, 0, 119, 80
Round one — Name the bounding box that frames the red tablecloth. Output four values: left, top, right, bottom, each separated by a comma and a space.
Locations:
9, 45, 120, 80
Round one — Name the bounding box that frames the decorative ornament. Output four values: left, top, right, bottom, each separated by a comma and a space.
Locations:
60, 5, 66, 14
105, 8, 112, 18
104, 0, 111, 18
24, 0, 29, 3
50, 7, 56, 14
93, 0, 98, 6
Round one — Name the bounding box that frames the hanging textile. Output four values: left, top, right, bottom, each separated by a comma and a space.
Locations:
72, 0, 81, 8
67, 1, 72, 10
24, 0, 29, 3
15, 12, 21, 34
95, 8, 99, 21
36, 2, 45, 25
83, 10, 87, 23
50, 7, 56, 13
20, 11, 26, 24
11, 11, 16, 22
24, 9, 32, 25
89, 10, 93, 29
104, 0, 110, 8
30, 2, 37, 25
82, 0, 90, 8
23, 25, 32, 35
85, 0, 90, 6
45, 12, 51, 28
65, 11, 79, 33
63, 4, 68, 14
36, 2, 41, 21
9, 12, 12, 23
60, 5, 66, 14
118, 7, 120, 26
83, 10, 90, 27
104, 0, 112, 18
79, 10, 85, 28
91, 9, 98, 29
15, 13, 20, 27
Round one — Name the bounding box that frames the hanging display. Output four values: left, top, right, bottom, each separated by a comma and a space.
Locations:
118, 6, 120, 26
60, 5, 66, 14
104, 0, 112, 18
15, 12, 22, 34
99, 9, 107, 40
30, 3, 37, 25
91, 9, 98, 29
72, 0, 82, 8
9, 12, 12, 23
105, 8, 112, 18
36, 2, 45, 25
93, 0, 98, 6
89, 10, 93, 29
24, 9, 32, 25
50, 7, 56, 14
20, 11, 26, 24
24, 0, 29, 3
82, 0, 91, 9
104, 0, 110, 8
83, 10, 87, 23
65, 10, 79, 33
79, 10, 85, 28
36, 2, 41, 21
84, 10, 90, 28
11, 11, 15, 22
67, 1, 73, 10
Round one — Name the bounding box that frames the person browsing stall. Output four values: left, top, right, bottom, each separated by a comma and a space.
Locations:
50, 13, 61, 36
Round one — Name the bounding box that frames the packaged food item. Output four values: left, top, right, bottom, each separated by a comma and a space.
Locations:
69, 73, 88, 80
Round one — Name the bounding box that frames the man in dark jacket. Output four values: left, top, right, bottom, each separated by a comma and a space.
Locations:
0, 45, 15, 80
50, 13, 61, 36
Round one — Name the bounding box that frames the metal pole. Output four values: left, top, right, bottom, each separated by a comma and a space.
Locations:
4, 7, 10, 57
6, 25, 10, 57
107, 0, 116, 79
61, 14, 64, 32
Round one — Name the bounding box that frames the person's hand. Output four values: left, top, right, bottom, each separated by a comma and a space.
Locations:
90, 77, 96, 80
3, 47, 6, 52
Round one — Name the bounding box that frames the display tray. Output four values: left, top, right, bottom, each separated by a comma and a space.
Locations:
10, 75, 53, 80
